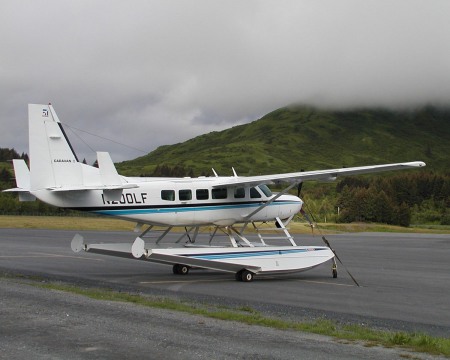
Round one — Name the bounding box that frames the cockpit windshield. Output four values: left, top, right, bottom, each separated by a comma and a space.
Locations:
258, 184, 272, 197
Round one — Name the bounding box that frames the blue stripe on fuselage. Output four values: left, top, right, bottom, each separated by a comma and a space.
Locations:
92, 200, 300, 216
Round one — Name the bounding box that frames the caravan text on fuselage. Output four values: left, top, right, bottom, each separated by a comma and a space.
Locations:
53, 159, 75, 163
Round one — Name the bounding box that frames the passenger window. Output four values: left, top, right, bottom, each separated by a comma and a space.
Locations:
212, 188, 228, 199
179, 189, 192, 201
250, 187, 261, 199
161, 190, 175, 201
234, 188, 245, 198
196, 189, 209, 200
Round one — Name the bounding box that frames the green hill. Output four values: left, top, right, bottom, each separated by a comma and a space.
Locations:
117, 105, 450, 176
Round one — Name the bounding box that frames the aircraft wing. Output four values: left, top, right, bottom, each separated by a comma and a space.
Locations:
212, 161, 426, 188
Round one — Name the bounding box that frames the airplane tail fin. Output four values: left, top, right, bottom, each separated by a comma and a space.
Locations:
26, 104, 136, 196
4, 104, 137, 201
28, 104, 84, 191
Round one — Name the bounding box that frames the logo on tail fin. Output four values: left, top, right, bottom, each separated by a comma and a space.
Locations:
42, 109, 49, 117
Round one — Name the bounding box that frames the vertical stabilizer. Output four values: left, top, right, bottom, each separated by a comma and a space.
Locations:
29, 104, 83, 190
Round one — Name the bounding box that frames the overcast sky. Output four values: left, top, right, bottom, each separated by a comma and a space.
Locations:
1, 0, 449, 163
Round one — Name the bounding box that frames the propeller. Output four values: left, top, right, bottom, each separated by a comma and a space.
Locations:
297, 181, 303, 198
297, 169, 305, 198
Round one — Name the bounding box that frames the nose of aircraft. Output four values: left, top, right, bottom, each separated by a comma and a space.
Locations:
276, 193, 303, 217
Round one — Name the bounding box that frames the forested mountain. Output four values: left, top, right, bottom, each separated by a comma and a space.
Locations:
117, 105, 450, 176
114, 105, 449, 226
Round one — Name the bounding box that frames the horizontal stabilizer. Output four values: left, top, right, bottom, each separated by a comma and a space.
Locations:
12, 160, 31, 190
2, 188, 36, 202
2, 159, 36, 201
47, 152, 138, 193
48, 183, 138, 192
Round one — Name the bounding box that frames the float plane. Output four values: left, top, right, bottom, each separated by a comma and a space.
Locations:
5, 104, 426, 281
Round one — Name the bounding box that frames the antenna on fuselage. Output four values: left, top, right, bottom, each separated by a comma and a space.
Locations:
212, 168, 219, 177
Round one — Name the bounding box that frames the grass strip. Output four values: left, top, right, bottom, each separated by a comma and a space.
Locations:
1, 215, 449, 234
29, 280, 450, 357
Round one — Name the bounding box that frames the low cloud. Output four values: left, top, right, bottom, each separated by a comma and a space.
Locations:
1, 0, 449, 162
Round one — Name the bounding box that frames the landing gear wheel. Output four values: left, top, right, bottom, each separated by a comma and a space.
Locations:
235, 270, 254, 282
241, 270, 254, 282
173, 264, 190, 275
332, 268, 338, 278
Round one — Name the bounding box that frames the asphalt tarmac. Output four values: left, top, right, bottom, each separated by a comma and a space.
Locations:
1, 228, 449, 359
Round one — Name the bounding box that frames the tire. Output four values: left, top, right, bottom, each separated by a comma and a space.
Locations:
241, 270, 254, 282
179, 265, 190, 275
173, 264, 181, 274
173, 264, 189, 275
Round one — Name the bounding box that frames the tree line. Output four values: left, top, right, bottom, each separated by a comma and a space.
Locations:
0, 150, 448, 226
335, 172, 449, 226
0, 148, 28, 162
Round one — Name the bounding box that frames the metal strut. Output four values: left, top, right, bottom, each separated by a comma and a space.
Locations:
250, 216, 297, 246
134, 224, 174, 245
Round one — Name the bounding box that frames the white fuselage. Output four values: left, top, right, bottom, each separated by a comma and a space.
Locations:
32, 177, 302, 226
